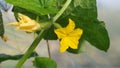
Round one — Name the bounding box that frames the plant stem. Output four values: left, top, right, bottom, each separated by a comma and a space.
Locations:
46, 40, 51, 58
53, 0, 72, 22
16, 30, 45, 68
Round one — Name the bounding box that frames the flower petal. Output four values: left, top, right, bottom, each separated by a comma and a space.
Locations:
19, 21, 36, 28
67, 37, 79, 49
69, 28, 83, 39
66, 19, 75, 32
7, 13, 40, 33
16, 27, 33, 33
32, 23, 40, 30
18, 13, 31, 22
54, 28, 67, 39
6, 22, 19, 26
60, 38, 69, 52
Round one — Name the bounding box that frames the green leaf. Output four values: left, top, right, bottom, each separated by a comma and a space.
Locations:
74, 0, 97, 9
39, 0, 57, 7
70, 6, 110, 52
13, 6, 37, 20
73, 0, 97, 20
33, 57, 57, 68
57, 0, 110, 52
70, 0, 110, 52
0, 52, 38, 63
79, 19, 110, 52
5, 0, 58, 15
0, 10, 4, 37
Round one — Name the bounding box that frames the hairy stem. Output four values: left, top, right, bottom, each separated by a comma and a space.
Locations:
53, 0, 72, 22
16, 30, 45, 68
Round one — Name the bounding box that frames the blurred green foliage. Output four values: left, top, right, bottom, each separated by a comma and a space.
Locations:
33, 57, 57, 68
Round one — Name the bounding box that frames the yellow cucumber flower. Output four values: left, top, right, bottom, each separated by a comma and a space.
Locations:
54, 19, 83, 53
7, 13, 40, 33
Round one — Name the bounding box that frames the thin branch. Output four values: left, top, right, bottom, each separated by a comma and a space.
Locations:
46, 40, 51, 58
16, 30, 45, 68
